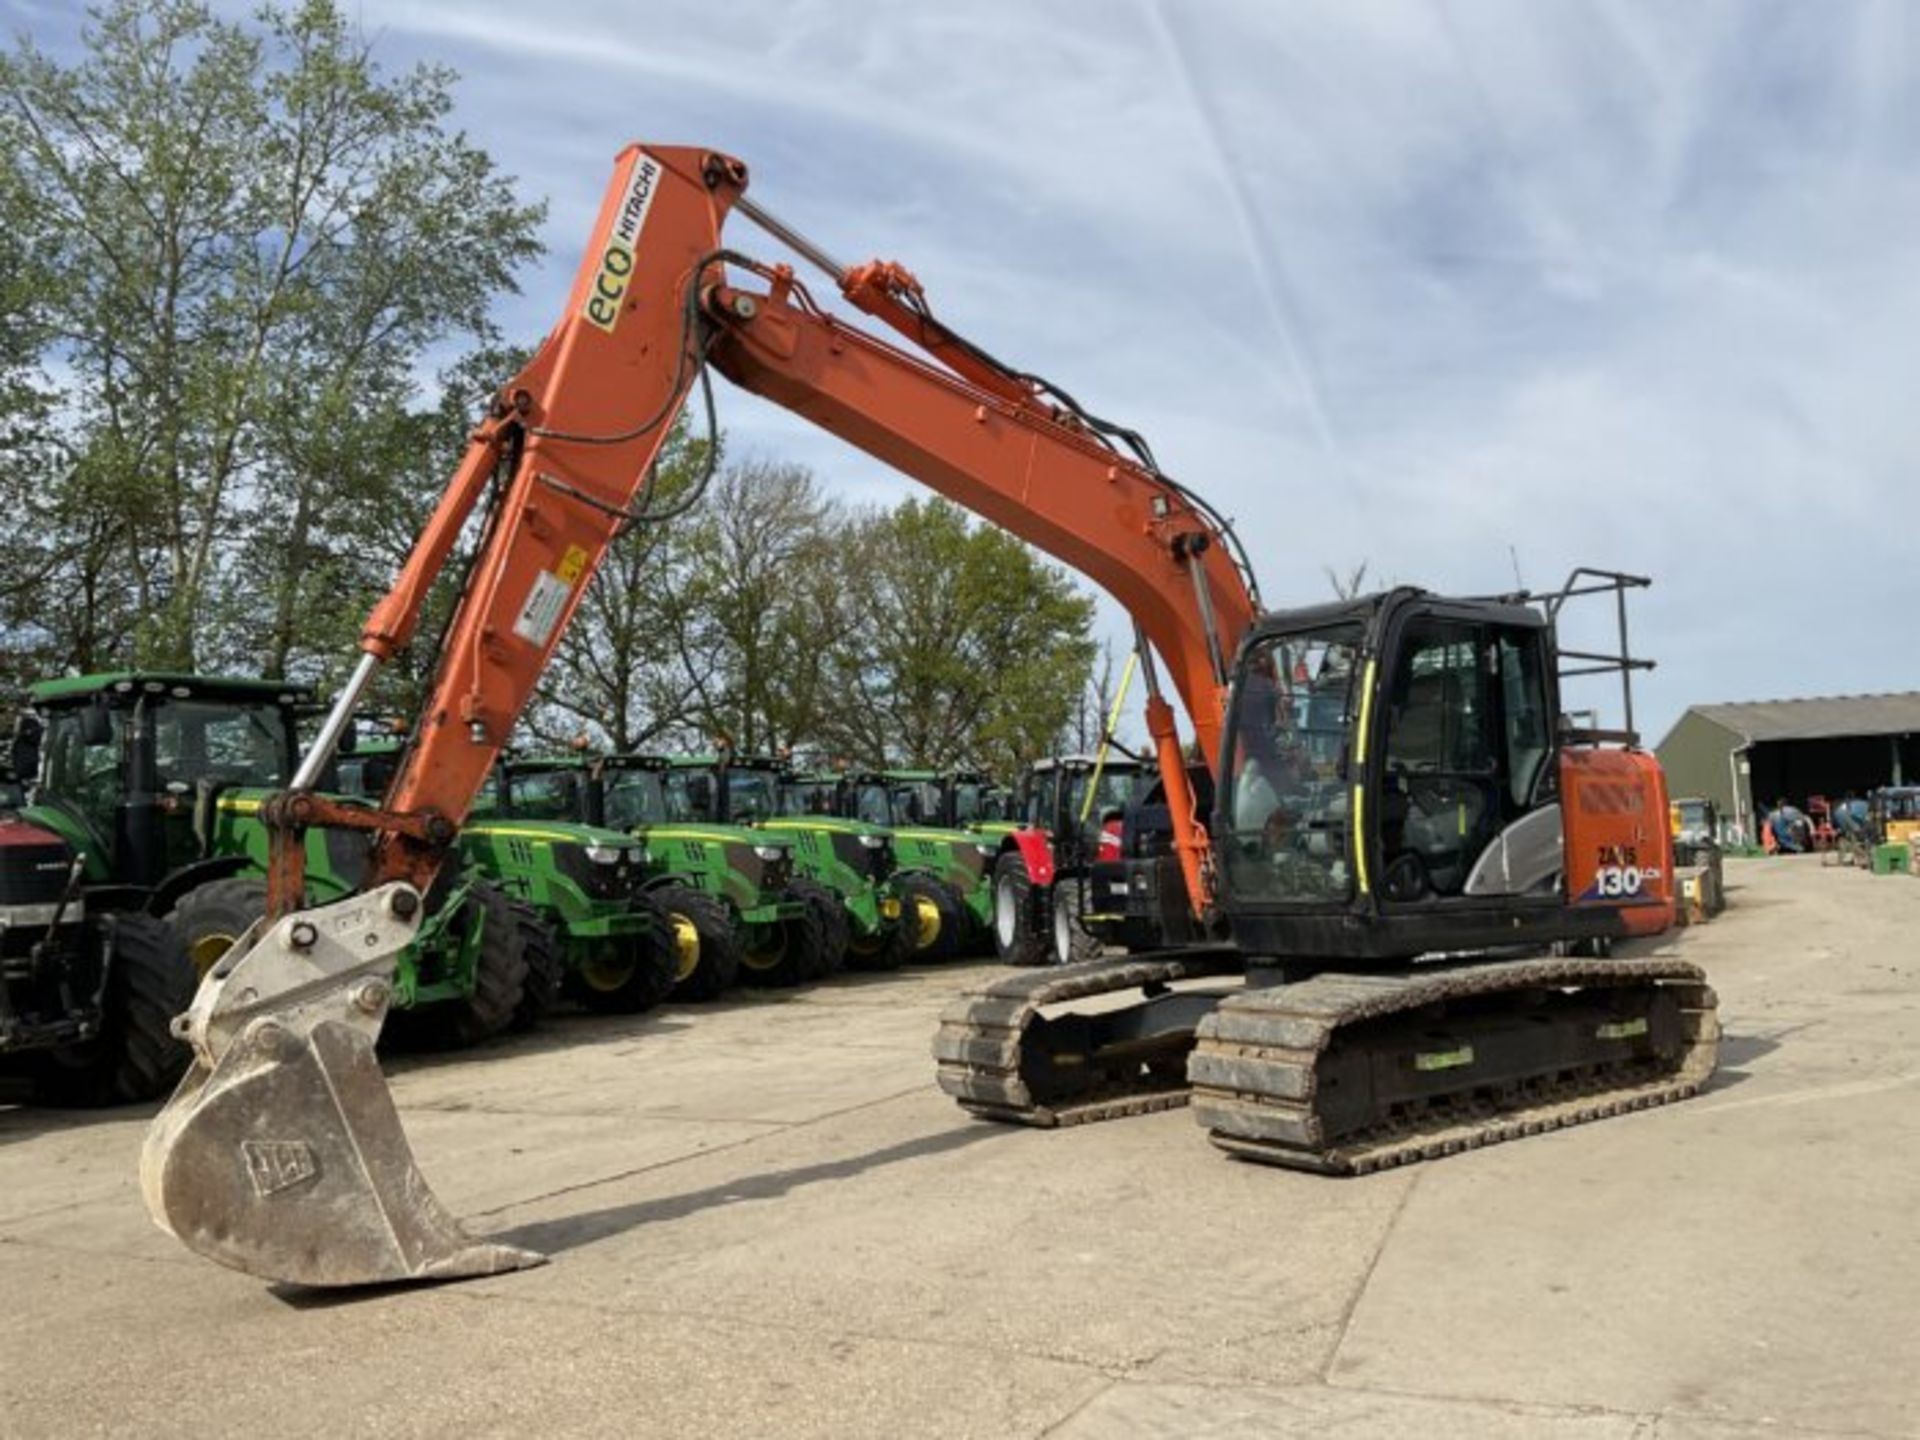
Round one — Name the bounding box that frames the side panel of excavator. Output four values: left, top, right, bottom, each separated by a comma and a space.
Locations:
1562, 747, 1676, 937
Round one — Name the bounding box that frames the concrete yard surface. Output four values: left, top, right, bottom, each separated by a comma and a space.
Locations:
3, 857, 1916, 1438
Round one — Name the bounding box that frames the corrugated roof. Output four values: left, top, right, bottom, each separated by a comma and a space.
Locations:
1686, 692, 1920, 743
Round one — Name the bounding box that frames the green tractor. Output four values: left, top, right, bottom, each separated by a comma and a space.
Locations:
0, 671, 553, 1098
333, 738, 678, 1017
491, 755, 825, 994
1, 676, 207, 1104
172, 717, 559, 1052
788, 769, 1003, 961
673, 751, 913, 972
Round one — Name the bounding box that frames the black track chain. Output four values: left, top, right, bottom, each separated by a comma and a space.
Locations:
932, 949, 1240, 1127
1188, 956, 1720, 1175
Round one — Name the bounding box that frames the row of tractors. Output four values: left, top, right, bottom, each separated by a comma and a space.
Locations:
0, 671, 1185, 1106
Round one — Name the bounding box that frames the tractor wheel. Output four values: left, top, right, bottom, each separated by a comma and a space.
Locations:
33, 913, 195, 1107
168, 875, 269, 980
843, 904, 911, 973
656, 885, 741, 1001
388, 883, 534, 1051
992, 851, 1050, 967
775, 900, 829, 988
787, 877, 848, 980
508, 901, 563, 1032
1049, 876, 1103, 965
568, 893, 679, 1015
896, 873, 965, 962
737, 908, 804, 989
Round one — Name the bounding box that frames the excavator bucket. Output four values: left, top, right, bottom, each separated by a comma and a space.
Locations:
140, 884, 545, 1287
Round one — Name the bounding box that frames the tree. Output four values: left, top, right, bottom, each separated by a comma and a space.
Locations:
525, 421, 722, 752
1325, 560, 1371, 600
819, 498, 1096, 774
0, 0, 544, 675
0, 124, 47, 685
673, 460, 844, 755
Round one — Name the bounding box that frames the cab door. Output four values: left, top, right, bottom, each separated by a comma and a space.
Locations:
1372, 614, 1557, 903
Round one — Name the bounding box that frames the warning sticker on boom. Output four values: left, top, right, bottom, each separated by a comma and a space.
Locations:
512, 544, 591, 648
513, 570, 572, 648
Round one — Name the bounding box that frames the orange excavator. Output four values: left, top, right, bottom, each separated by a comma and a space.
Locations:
140, 145, 1719, 1288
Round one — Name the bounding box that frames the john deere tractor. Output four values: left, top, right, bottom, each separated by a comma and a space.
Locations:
675, 751, 912, 971
495, 755, 822, 994
1, 677, 207, 1104
789, 769, 1001, 961
6, 674, 558, 1061
322, 736, 676, 1018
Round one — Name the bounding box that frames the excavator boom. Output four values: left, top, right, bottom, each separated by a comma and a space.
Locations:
142, 147, 748, 1285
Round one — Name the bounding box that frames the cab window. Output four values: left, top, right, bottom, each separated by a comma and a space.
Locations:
509, 770, 580, 822
1222, 629, 1361, 903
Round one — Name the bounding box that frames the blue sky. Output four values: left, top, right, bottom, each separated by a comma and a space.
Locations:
10, 0, 1917, 741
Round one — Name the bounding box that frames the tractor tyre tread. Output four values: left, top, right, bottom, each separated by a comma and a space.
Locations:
787, 877, 848, 979
896, 871, 965, 963
33, 912, 195, 1107
992, 851, 1050, 967
659, 885, 741, 1002
393, 882, 531, 1051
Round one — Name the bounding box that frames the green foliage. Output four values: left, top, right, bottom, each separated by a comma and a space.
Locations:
531, 479, 1099, 775
818, 498, 1097, 774
0, 0, 543, 690
0, 2, 1104, 776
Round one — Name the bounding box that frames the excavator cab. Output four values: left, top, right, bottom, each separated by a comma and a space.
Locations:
1218, 579, 1673, 966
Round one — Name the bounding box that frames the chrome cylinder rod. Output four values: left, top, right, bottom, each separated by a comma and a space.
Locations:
734, 195, 849, 283
291, 651, 381, 790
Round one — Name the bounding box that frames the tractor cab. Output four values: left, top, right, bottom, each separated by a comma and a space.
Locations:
21, 672, 309, 893
880, 770, 1002, 829
1871, 786, 1920, 847
668, 752, 786, 825
591, 755, 666, 829
331, 736, 405, 803
780, 771, 847, 819
1020, 754, 1150, 867
488, 755, 596, 823
1217, 573, 1671, 963
1670, 796, 1718, 848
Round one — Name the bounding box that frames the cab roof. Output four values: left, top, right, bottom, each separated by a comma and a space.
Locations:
29, 671, 314, 707
1030, 754, 1144, 773
505, 754, 593, 774
1243, 588, 1545, 648
672, 753, 784, 772
603, 754, 668, 773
